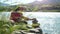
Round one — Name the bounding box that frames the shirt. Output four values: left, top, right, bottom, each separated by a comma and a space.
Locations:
10, 12, 22, 22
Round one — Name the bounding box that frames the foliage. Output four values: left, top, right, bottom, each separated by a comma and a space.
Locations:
0, 21, 29, 34
0, 4, 60, 12
0, 5, 17, 12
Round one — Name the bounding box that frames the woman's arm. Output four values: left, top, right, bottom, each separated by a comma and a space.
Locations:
21, 16, 33, 21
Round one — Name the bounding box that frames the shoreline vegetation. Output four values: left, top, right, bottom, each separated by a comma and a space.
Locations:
0, 1, 60, 12
0, 0, 60, 12
0, 20, 29, 34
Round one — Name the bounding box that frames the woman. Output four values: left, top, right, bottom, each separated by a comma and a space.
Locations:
10, 7, 33, 24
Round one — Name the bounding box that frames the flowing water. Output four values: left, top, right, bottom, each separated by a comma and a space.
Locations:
0, 12, 60, 34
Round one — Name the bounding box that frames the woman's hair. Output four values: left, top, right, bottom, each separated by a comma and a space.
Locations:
14, 7, 19, 11
14, 7, 26, 11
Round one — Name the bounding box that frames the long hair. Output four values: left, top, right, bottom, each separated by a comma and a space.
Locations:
14, 7, 26, 11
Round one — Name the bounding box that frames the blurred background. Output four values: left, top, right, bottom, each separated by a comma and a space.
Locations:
0, 0, 60, 12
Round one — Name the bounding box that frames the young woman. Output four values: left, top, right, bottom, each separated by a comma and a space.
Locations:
10, 7, 33, 24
